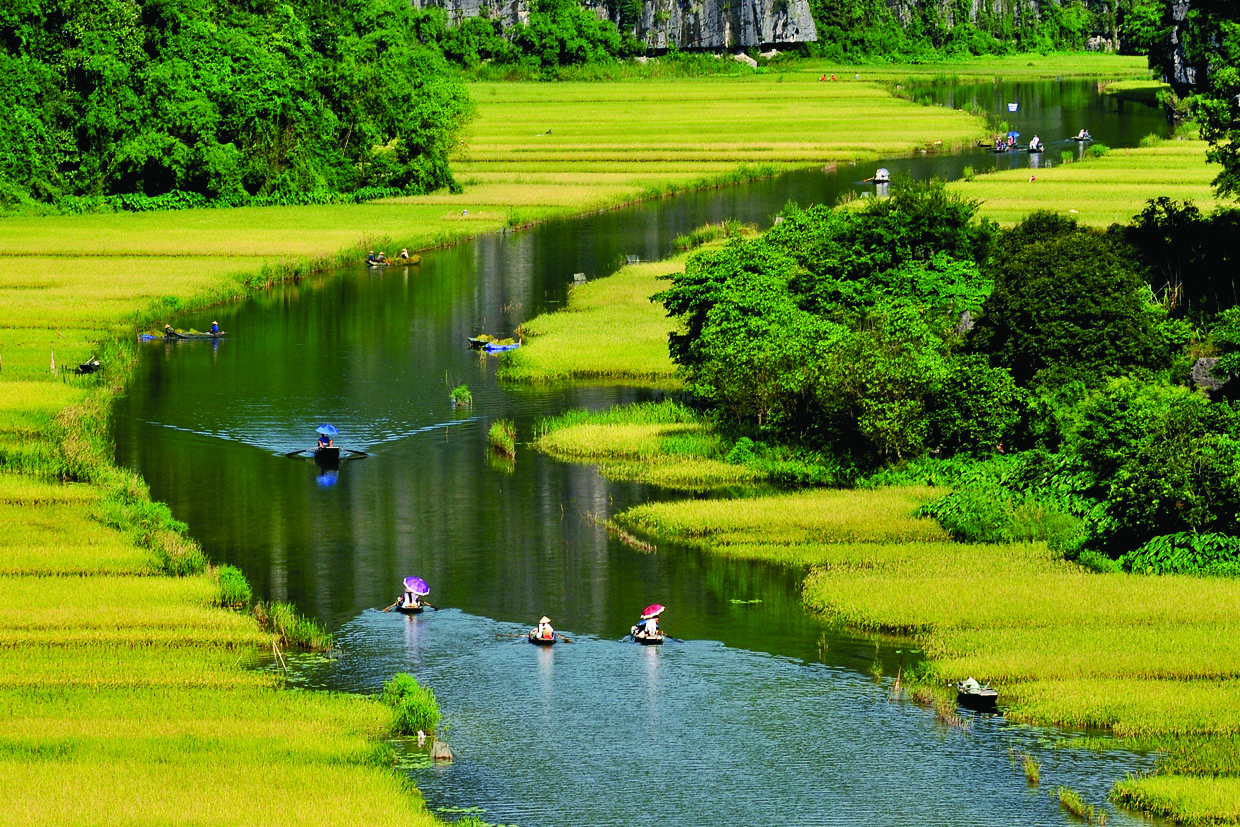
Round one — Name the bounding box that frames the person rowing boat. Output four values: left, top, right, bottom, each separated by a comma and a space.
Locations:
631, 603, 665, 643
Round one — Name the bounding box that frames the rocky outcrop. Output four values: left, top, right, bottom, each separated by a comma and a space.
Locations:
409, 0, 817, 49
622, 0, 816, 51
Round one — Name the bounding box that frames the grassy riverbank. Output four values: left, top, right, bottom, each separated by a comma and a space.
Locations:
0, 57, 1016, 822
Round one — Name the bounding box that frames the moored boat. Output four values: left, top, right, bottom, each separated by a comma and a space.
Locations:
956, 676, 999, 711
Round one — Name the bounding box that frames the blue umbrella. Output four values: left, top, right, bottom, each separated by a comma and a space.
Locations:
315, 424, 338, 436
1007, 131, 1020, 138
403, 576, 430, 596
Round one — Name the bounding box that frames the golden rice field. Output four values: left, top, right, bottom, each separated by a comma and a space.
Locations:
499, 257, 683, 385
952, 138, 1220, 226
609, 485, 1240, 823
0, 473, 439, 824
0, 52, 1208, 823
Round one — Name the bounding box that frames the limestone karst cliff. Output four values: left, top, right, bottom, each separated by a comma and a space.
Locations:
409, 0, 818, 50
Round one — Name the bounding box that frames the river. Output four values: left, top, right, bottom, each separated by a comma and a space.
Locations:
113, 79, 1171, 825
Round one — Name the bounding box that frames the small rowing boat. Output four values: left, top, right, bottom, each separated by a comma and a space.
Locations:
396, 600, 424, 615
631, 627, 664, 645
314, 446, 341, 467
956, 677, 999, 712
528, 631, 557, 646
140, 329, 226, 341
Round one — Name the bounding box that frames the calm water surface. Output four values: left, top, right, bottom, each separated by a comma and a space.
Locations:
114, 81, 1170, 825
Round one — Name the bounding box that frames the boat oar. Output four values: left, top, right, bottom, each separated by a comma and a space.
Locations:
555, 633, 574, 644
381, 601, 399, 612
421, 601, 439, 611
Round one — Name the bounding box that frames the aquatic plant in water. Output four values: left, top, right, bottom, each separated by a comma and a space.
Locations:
488, 419, 517, 458
384, 672, 441, 736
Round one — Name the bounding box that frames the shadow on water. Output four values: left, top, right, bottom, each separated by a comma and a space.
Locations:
113, 79, 1171, 825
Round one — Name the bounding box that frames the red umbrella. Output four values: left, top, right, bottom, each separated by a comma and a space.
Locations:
641, 604, 665, 619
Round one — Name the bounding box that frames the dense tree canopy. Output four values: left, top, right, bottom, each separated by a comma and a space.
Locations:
0, 0, 472, 209
659, 190, 1240, 561
968, 213, 1180, 387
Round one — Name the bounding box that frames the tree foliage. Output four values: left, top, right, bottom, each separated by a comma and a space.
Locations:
969, 212, 1180, 387
0, 0, 472, 209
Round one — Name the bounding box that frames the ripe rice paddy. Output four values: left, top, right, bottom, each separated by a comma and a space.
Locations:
608, 486, 1240, 823
498, 258, 684, 386
0, 53, 1210, 823
952, 138, 1220, 226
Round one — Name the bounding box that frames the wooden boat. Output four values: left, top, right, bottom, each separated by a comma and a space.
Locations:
314, 446, 340, 468
631, 627, 664, 646
467, 336, 489, 349
1071, 134, 1093, 142
527, 631, 557, 646
396, 600, 424, 615
956, 677, 999, 712
76, 359, 102, 375
166, 329, 225, 340
1028, 145, 1044, 154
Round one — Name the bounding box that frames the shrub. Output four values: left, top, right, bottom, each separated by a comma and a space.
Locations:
1120, 532, 1240, 576
216, 565, 253, 608
383, 673, 441, 735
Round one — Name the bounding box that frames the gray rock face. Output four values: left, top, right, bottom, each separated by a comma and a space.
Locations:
409, 0, 817, 49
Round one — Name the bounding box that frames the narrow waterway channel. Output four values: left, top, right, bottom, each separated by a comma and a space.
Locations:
114, 80, 1171, 825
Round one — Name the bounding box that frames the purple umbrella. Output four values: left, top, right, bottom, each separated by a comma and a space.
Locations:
403, 576, 430, 596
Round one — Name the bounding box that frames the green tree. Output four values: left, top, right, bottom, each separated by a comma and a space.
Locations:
969, 214, 1176, 387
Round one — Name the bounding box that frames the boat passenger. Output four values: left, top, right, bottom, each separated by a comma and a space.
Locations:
1005, 135, 1016, 149
993, 136, 1005, 152
1076, 128, 1090, 140
535, 616, 555, 640
367, 250, 378, 265
400, 589, 422, 610
399, 248, 410, 260
317, 432, 333, 450
210, 320, 219, 335
164, 323, 173, 336
377, 251, 389, 264
634, 614, 659, 639
1029, 135, 1043, 152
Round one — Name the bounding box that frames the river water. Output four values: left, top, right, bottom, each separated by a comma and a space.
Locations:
113, 80, 1171, 825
